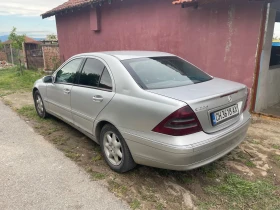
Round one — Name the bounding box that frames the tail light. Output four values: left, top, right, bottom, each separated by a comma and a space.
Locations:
243, 88, 249, 112
152, 106, 202, 136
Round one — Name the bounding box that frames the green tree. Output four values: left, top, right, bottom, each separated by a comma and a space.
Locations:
0, 40, 3, 50
8, 27, 25, 74
46, 34, 57, 41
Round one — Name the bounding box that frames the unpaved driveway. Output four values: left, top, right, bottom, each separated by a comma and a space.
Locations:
2, 92, 280, 209
0, 100, 128, 210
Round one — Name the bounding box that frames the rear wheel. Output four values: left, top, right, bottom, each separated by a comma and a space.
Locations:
34, 90, 49, 118
100, 124, 136, 173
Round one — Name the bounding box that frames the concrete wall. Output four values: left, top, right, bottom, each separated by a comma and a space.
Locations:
255, 2, 280, 112
42, 45, 61, 71
56, 0, 264, 90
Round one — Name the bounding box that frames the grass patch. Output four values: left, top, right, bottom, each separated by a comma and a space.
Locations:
250, 140, 260, 145
65, 150, 81, 161
91, 172, 106, 180
0, 68, 44, 94
245, 160, 255, 168
199, 163, 218, 178
130, 199, 141, 210
198, 201, 216, 210
273, 155, 280, 161
272, 155, 280, 166
206, 173, 279, 209
86, 167, 106, 180
52, 135, 69, 145
108, 179, 128, 196
91, 154, 102, 162
156, 202, 164, 210
16, 105, 40, 120
272, 144, 280, 150
178, 175, 193, 184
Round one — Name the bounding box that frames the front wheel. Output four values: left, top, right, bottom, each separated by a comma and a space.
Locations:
34, 90, 49, 118
100, 124, 136, 173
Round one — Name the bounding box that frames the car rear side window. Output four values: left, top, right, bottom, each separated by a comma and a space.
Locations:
122, 56, 212, 89
79, 58, 105, 87
56, 58, 82, 84
99, 67, 113, 90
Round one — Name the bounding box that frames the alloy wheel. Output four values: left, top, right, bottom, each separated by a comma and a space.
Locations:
36, 95, 44, 115
103, 131, 123, 166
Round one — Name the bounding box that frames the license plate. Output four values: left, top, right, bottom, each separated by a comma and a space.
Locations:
211, 105, 239, 126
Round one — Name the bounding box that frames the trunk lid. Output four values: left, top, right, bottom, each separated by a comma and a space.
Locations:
148, 78, 247, 133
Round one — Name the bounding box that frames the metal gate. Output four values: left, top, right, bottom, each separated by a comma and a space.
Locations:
26, 48, 44, 69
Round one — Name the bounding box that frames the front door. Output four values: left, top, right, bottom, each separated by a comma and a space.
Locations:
46, 58, 83, 123
71, 57, 115, 134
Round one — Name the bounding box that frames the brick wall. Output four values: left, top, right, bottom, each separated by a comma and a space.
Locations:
42, 45, 61, 71
0, 52, 7, 61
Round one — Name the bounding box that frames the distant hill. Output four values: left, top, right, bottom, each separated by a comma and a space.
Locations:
0, 35, 43, 42
0, 35, 9, 42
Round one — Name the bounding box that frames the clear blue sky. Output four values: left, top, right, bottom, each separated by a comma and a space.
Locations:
0, 0, 66, 38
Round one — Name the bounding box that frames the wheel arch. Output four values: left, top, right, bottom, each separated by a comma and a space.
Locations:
95, 120, 113, 143
32, 87, 39, 99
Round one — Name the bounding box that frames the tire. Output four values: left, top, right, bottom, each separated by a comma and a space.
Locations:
100, 124, 136, 173
34, 90, 49, 118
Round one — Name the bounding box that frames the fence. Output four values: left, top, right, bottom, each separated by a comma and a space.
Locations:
1, 42, 61, 71
1, 46, 22, 65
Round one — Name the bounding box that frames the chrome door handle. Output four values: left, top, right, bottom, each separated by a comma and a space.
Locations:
64, 89, 71, 94
92, 95, 103, 102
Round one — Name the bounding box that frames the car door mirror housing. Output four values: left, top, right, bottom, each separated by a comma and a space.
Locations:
43, 75, 53, 83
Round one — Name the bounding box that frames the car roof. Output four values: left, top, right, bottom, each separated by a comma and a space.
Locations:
77, 51, 175, 60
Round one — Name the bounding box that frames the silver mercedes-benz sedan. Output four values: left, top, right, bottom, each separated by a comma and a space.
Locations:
33, 51, 251, 173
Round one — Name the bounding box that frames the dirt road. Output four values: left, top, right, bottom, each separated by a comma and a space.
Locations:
0, 100, 128, 210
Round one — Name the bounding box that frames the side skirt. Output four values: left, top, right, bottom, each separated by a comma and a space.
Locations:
46, 109, 99, 144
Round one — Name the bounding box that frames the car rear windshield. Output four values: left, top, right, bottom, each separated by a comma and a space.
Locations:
121, 56, 212, 89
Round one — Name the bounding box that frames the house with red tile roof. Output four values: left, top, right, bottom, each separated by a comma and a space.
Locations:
42, 0, 280, 116
2, 36, 41, 49
2, 36, 43, 68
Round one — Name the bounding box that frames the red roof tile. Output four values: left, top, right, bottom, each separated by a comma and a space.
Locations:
42, 0, 101, 18
2, 36, 41, 45
42, 0, 269, 19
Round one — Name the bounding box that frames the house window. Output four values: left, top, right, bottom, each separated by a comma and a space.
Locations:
270, 12, 280, 69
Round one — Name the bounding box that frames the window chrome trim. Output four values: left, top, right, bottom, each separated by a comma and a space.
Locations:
72, 83, 113, 92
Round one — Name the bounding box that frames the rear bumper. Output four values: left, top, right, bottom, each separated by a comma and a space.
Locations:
121, 111, 251, 171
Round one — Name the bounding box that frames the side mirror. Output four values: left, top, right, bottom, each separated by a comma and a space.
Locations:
42, 75, 53, 83
52, 76, 55, 83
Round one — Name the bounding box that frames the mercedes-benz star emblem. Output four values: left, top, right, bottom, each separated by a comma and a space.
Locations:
228, 95, 232, 102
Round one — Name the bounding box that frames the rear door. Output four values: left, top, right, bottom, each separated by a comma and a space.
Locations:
71, 57, 115, 134
46, 58, 83, 123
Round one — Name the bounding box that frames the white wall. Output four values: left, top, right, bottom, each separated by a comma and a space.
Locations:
255, 3, 280, 112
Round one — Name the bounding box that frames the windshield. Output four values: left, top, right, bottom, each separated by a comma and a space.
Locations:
122, 56, 212, 89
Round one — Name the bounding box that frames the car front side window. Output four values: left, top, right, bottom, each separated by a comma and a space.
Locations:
56, 58, 83, 84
